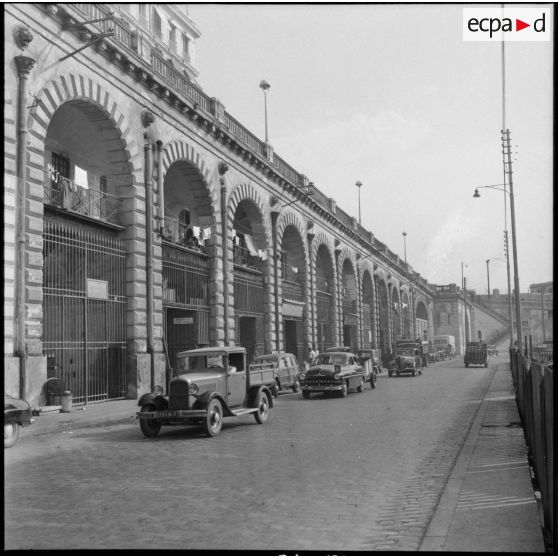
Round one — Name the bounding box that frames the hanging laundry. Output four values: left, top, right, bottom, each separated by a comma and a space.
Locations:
193, 225, 201, 238
202, 227, 212, 241
244, 234, 258, 256
73, 165, 88, 190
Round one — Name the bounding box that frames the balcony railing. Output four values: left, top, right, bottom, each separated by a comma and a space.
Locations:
160, 215, 209, 254
43, 173, 121, 225
233, 245, 265, 272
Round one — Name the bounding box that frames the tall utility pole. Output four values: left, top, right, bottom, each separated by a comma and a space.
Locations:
502, 128, 522, 353
355, 181, 362, 225
486, 259, 491, 299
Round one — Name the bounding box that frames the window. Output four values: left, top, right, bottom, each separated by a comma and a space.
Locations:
182, 33, 189, 57
52, 152, 70, 178
152, 8, 162, 38
138, 4, 147, 24
169, 24, 177, 52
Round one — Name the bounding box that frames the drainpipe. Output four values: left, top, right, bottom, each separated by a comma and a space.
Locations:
271, 210, 280, 353
156, 141, 164, 236
218, 162, 230, 345
145, 139, 155, 389
15, 53, 36, 399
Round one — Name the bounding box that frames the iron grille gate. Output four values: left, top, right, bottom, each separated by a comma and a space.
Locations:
316, 291, 333, 354
43, 216, 126, 404
162, 245, 210, 369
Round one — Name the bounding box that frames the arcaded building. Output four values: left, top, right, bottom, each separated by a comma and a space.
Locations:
5, 3, 436, 408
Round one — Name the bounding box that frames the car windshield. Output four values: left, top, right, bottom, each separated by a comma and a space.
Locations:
175, 353, 225, 373
314, 354, 347, 366
395, 349, 414, 357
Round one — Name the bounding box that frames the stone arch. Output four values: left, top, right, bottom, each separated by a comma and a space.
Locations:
160, 140, 218, 220
360, 267, 375, 349
28, 74, 140, 182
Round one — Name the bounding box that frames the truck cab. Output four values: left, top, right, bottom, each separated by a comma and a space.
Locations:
136, 346, 276, 438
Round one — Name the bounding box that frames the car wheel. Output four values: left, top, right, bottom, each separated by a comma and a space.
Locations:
292, 379, 300, 393
302, 389, 311, 399
465, 363, 469, 368
370, 373, 377, 389
388, 370, 393, 377
485, 363, 488, 368
275, 378, 282, 392
396, 372, 400, 377
418, 367, 423, 375
357, 378, 365, 392
139, 404, 162, 438
412, 368, 417, 377
340, 382, 348, 398
254, 391, 270, 424
203, 398, 223, 437
4, 423, 20, 448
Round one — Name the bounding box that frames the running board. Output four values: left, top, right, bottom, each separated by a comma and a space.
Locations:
231, 407, 257, 417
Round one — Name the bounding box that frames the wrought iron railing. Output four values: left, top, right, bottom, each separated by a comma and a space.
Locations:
282, 280, 303, 302
43, 173, 121, 225
233, 245, 265, 272
160, 215, 209, 254
315, 276, 332, 293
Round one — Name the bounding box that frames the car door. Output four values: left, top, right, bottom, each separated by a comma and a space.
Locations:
278, 356, 290, 387
226, 353, 246, 408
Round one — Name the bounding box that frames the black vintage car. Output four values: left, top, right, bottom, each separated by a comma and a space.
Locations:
4, 394, 33, 448
388, 348, 423, 377
299, 351, 365, 398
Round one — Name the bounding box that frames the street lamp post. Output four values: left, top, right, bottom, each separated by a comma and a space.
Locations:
402, 232, 407, 264
486, 259, 491, 299
355, 181, 362, 225
259, 80, 270, 143
461, 261, 468, 344
473, 176, 522, 354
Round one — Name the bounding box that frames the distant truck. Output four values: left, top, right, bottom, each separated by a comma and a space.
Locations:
464, 341, 488, 368
433, 335, 455, 360
137, 346, 276, 437
253, 352, 300, 393
395, 340, 429, 367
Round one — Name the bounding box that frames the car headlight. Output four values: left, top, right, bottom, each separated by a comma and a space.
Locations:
299, 373, 305, 381
188, 383, 199, 395
333, 372, 341, 380
153, 385, 164, 396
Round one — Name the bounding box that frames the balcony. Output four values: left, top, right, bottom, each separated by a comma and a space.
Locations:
160, 215, 208, 254
43, 173, 121, 226
233, 245, 265, 272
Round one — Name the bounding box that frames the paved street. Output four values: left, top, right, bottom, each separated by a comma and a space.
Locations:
5, 357, 498, 551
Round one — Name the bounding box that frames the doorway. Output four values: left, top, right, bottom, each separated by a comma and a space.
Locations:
239, 316, 257, 364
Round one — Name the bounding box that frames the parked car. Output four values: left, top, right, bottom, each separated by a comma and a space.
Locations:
433, 335, 456, 360
299, 351, 366, 398
4, 394, 33, 448
487, 345, 499, 356
464, 342, 488, 367
388, 347, 423, 377
136, 346, 276, 438
253, 352, 300, 393
356, 348, 380, 388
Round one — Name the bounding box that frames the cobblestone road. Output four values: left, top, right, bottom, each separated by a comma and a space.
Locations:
5, 358, 495, 551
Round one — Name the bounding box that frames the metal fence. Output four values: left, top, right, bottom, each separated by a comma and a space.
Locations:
510, 348, 554, 552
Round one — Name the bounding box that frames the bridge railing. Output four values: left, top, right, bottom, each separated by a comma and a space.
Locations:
510, 348, 554, 552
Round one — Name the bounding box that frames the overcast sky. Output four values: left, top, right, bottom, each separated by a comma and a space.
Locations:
188, 3, 553, 295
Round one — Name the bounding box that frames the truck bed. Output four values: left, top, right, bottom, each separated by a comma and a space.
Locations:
248, 363, 276, 386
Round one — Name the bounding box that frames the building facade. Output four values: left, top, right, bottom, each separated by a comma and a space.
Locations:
5, 3, 437, 408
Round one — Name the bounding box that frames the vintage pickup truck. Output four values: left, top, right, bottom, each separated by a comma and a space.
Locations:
464, 341, 488, 367
136, 346, 276, 438
253, 352, 300, 393
388, 346, 423, 377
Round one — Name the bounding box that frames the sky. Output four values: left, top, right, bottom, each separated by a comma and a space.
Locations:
188, 3, 553, 295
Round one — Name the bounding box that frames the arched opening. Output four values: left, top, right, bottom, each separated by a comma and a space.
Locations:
361, 270, 374, 349
43, 101, 130, 404
416, 301, 429, 341
161, 160, 213, 368
402, 291, 412, 339
232, 200, 267, 364
375, 277, 390, 363
342, 259, 358, 352
280, 224, 306, 364
315, 245, 335, 354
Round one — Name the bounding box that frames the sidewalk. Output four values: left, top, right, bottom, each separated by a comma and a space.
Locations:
420, 361, 546, 553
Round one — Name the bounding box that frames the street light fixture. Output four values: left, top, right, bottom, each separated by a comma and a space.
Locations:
355, 181, 362, 225
485, 257, 504, 300
474, 174, 522, 354
402, 232, 407, 264
259, 80, 270, 143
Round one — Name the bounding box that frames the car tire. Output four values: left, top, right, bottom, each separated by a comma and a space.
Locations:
357, 378, 365, 392
418, 367, 423, 375
275, 378, 282, 392
292, 379, 300, 393
388, 370, 393, 377
4, 423, 20, 448
203, 398, 223, 437
485, 363, 488, 368
465, 363, 469, 368
370, 373, 377, 389
396, 372, 400, 377
302, 389, 311, 399
412, 368, 416, 377
139, 404, 162, 438
254, 391, 270, 425
340, 382, 348, 398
